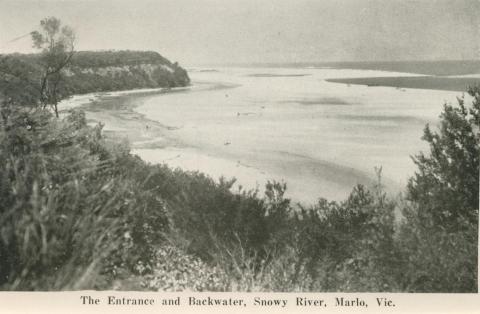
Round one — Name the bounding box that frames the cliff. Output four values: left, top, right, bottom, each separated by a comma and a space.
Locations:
0, 50, 190, 98
65, 51, 190, 94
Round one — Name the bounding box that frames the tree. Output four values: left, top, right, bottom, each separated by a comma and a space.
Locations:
407, 86, 479, 230
398, 89, 479, 291
31, 17, 75, 117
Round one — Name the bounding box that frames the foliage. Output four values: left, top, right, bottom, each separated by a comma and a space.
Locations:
407, 87, 479, 229
31, 17, 76, 117
396, 201, 477, 292
0, 107, 169, 289
163, 176, 291, 263
397, 86, 479, 292
0, 56, 42, 113
70, 50, 174, 68
289, 176, 399, 292
138, 246, 228, 291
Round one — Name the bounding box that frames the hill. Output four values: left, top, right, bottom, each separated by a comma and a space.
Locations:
0, 50, 190, 97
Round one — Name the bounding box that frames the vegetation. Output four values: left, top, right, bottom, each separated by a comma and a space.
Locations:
398, 87, 479, 292
31, 17, 75, 117
0, 18, 477, 292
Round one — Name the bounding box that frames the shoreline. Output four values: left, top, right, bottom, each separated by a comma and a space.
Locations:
59, 81, 289, 200
58, 67, 463, 204
59, 80, 301, 203
326, 76, 480, 92
59, 81, 239, 149
58, 80, 394, 204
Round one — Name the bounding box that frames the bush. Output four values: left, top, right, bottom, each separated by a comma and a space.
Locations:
407, 87, 479, 229
0, 108, 170, 289
290, 175, 399, 291
398, 87, 479, 292
397, 202, 477, 292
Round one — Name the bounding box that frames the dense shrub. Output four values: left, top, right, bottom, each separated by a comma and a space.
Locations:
396, 202, 477, 292
397, 87, 479, 292
289, 178, 399, 292
408, 87, 479, 229
0, 108, 170, 289
163, 177, 291, 262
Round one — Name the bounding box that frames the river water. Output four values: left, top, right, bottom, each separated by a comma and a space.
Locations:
86, 66, 464, 203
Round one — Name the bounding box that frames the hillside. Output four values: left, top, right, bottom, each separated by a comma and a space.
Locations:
66, 51, 190, 93
0, 50, 190, 97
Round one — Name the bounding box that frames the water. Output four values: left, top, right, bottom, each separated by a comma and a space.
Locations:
130, 66, 461, 203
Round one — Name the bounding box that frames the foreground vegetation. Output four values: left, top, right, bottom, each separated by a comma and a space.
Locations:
0, 18, 477, 292
0, 82, 477, 291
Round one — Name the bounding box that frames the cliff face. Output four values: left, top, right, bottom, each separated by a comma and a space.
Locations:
1, 50, 190, 97
65, 51, 190, 94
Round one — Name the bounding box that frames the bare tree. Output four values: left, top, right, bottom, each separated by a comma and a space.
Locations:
31, 17, 75, 117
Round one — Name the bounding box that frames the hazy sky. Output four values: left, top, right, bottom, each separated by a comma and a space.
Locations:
0, 0, 479, 66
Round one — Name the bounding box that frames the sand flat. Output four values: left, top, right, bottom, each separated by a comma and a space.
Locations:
132, 67, 463, 202
60, 66, 464, 203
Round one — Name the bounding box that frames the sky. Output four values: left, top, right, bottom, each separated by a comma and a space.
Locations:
0, 0, 479, 66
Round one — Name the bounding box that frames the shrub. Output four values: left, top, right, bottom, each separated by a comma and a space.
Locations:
397, 202, 477, 292
291, 175, 399, 291
407, 87, 479, 229
398, 86, 479, 292
0, 108, 170, 289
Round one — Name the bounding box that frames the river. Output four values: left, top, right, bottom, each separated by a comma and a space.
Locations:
61, 66, 463, 204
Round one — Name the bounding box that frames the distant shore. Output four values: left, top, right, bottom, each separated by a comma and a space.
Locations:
202, 60, 480, 76
326, 76, 480, 92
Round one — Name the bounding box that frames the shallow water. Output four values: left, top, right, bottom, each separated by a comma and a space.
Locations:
127, 67, 461, 203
